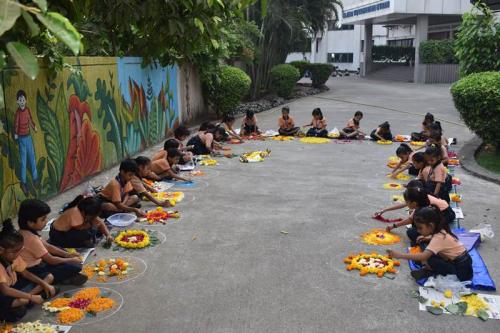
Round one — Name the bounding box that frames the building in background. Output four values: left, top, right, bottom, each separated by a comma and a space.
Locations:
298, 0, 473, 83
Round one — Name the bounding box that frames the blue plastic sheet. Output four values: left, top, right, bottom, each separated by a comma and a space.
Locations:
408, 229, 496, 291
163, 180, 197, 188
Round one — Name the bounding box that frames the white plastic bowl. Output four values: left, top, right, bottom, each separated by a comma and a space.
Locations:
107, 213, 136, 227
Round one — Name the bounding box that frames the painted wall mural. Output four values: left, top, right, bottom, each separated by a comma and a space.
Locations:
0, 57, 179, 220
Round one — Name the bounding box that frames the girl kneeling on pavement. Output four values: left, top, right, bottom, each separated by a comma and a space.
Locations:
387, 206, 472, 282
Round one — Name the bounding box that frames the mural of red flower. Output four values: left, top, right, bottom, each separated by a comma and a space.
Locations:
128, 79, 147, 117
76, 121, 102, 179
60, 95, 101, 191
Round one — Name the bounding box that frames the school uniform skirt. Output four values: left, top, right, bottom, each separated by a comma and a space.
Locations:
27, 261, 82, 284
306, 127, 328, 137
49, 224, 97, 248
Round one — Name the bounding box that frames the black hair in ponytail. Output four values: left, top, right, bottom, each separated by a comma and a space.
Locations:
396, 143, 412, 157
63, 195, 102, 219
0, 219, 24, 249
18, 199, 51, 232
403, 187, 430, 208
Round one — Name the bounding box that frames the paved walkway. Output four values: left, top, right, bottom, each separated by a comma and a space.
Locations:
32, 77, 499, 332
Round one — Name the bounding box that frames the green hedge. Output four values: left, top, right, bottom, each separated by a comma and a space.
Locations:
289, 61, 309, 78
269, 64, 300, 98
419, 40, 457, 64
372, 45, 415, 61
309, 63, 333, 88
212, 66, 251, 116
450, 71, 500, 147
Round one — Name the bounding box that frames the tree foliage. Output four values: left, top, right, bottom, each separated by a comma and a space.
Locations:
246, 0, 342, 98
454, 2, 500, 76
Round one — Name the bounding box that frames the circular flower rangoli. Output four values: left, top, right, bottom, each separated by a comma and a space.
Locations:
383, 183, 403, 190
377, 140, 393, 145
140, 207, 180, 224
344, 252, 400, 278
271, 135, 294, 141
410, 141, 425, 146
361, 229, 401, 245
299, 137, 330, 144
114, 230, 150, 249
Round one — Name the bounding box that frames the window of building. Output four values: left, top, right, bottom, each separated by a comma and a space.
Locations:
316, 37, 322, 52
327, 21, 355, 31
387, 38, 413, 47
327, 53, 353, 63
360, 40, 364, 52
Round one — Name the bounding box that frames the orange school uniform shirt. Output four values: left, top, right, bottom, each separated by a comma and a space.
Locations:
0, 257, 27, 286
130, 175, 147, 194
429, 163, 447, 183
100, 178, 133, 203
278, 116, 295, 130
244, 115, 258, 126
311, 117, 327, 129
418, 166, 431, 181
151, 158, 171, 175
426, 231, 466, 261
19, 230, 47, 268
346, 118, 359, 130
54, 206, 84, 229
152, 149, 167, 162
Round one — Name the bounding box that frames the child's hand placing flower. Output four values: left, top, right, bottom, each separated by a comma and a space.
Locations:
386, 249, 401, 259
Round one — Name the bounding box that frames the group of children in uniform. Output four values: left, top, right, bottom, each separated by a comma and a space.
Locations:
374, 113, 472, 282
0, 108, 472, 323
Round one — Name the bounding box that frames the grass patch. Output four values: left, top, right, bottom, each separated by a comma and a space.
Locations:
476, 147, 500, 174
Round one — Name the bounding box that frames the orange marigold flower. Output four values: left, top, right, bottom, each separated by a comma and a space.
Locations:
86, 297, 115, 313
58, 308, 85, 324
74, 287, 100, 300
50, 298, 72, 308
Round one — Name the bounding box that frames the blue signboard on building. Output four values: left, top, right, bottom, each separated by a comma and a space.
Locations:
343, 0, 391, 18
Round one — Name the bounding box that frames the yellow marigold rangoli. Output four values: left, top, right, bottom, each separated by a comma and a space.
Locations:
387, 173, 411, 181
239, 149, 271, 163
361, 229, 401, 245
383, 183, 403, 190
450, 193, 462, 202
42, 287, 116, 324
299, 137, 330, 144
377, 140, 393, 145
344, 252, 400, 277
271, 135, 294, 141
410, 141, 426, 146
148, 191, 184, 204
199, 159, 218, 166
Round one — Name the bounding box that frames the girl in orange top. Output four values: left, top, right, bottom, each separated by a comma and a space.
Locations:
219, 115, 243, 142
278, 106, 300, 136
18, 199, 87, 286
423, 146, 451, 202
370, 121, 393, 141
133, 156, 175, 207
340, 111, 365, 139
0, 219, 55, 322
150, 149, 191, 182
174, 126, 194, 163
49, 196, 113, 248
240, 110, 260, 136
390, 143, 416, 178
387, 206, 472, 282
98, 159, 144, 217
305, 108, 328, 137
375, 181, 455, 246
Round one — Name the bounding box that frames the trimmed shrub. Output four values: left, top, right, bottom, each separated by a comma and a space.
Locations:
372, 45, 415, 62
420, 40, 457, 64
269, 64, 300, 98
289, 61, 310, 78
450, 71, 500, 147
309, 63, 333, 88
212, 66, 251, 116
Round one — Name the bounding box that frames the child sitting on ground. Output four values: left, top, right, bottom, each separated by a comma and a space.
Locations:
340, 111, 365, 139
0, 219, 55, 322
132, 156, 175, 207
219, 115, 243, 142
173, 126, 194, 163
387, 206, 472, 282
98, 159, 144, 217
370, 121, 393, 141
152, 139, 180, 162
411, 152, 428, 177
305, 108, 328, 137
240, 110, 260, 136
49, 196, 113, 248
411, 113, 434, 142
422, 146, 452, 202
151, 148, 191, 182
278, 106, 300, 136
18, 199, 87, 286
390, 143, 414, 178
187, 126, 226, 155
